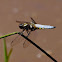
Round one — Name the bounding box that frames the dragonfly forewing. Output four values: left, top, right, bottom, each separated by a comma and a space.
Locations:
23, 40, 31, 48
11, 31, 32, 48
11, 34, 24, 47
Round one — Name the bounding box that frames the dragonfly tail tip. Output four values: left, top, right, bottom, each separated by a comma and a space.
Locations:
54, 26, 56, 28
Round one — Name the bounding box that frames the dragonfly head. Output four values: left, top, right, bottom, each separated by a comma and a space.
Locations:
19, 24, 24, 29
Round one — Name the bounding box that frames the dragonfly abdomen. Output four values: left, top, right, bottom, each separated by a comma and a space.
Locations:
34, 24, 56, 29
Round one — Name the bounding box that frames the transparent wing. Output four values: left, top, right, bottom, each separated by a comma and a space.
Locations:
16, 20, 30, 24
23, 39, 31, 48
23, 31, 32, 48
10, 31, 37, 48
23, 31, 37, 48
11, 34, 24, 47
5, 34, 24, 48
10, 31, 31, 48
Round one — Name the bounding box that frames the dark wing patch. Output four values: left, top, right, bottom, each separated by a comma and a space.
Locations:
16, 20, 26, 24
16, 20, 30, 24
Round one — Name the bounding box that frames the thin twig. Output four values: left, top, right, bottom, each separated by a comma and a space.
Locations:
0, 32, 19, 39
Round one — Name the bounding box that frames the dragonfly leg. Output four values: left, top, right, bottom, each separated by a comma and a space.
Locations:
26, 30, 31, 37
20, 29, 25, 34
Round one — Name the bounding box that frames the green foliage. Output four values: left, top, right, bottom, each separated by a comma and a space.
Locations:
3, 38, 13, 62
0, 32, 19, 62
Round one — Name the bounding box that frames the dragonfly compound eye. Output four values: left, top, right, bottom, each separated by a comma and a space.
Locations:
19, 24, 24, 29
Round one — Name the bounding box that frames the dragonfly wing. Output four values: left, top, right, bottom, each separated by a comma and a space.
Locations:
16, 20, 30, 24
23, 31, 32, 48
11, 30, 31, 48
11, 34, 24, 47
30, 17, 37, 24
23, 40, 31, 48
23, 31, 37, 48
34, 24, 56, 29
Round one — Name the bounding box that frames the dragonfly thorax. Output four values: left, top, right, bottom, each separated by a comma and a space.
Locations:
19, 23, 36, 31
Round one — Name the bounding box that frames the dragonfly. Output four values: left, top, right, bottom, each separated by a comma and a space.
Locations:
11, 17, 56, 48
